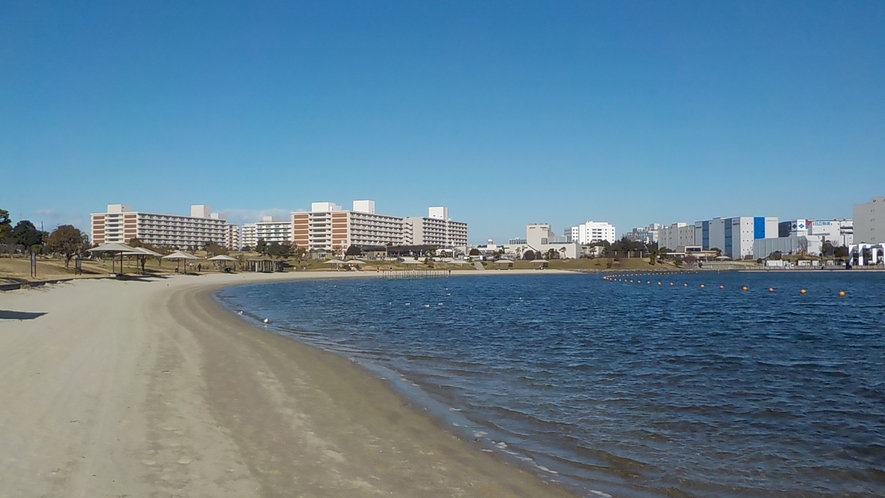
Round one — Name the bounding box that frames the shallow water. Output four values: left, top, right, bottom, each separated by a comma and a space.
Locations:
215, 272, 885, 497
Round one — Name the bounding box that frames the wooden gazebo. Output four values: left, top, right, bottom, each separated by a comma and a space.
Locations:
245, 257, 285, 273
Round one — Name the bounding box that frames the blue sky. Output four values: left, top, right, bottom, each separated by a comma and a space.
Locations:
2, 1, 883, 243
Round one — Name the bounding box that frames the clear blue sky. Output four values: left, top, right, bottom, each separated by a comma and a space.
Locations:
2, 1, 883, 243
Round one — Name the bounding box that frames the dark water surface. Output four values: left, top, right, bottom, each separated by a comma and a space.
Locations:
215, 272, 885, 497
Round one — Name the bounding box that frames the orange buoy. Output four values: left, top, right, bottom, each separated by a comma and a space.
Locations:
839, 291, 846, 297
742, 286, 748, 291
800, 289, 806, 294
700, 284, 705, 289
657, 282, 662, 286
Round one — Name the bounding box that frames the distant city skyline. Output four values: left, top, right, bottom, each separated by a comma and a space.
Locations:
2, 1, 883, 243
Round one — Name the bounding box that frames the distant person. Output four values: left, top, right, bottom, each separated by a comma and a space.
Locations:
197, 263, 202, 272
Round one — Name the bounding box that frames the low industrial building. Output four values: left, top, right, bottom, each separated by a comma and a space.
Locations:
526, 223, 579, 259
779, 218, 853, 246
846, 243, 885, 266
695, 216, 778, 259
666, 245, 719, 260
657, 222, 696, 251
626, 224, 660, 244
753, 234, 823, 259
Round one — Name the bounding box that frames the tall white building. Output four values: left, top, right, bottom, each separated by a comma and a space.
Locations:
852, 197, 885, 243
242, 224, 258, 250
402, 206, 468, 247
254, 216, 293, 245
90, 204, 229, 250
658, 222, 696, 251
567, 221, 616, 244
694, 216, 778, 259
225, 224, 242, 251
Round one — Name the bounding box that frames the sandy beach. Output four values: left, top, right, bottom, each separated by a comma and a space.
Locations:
0, 271, 577, 497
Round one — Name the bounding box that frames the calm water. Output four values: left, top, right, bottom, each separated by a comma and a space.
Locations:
215, 272, 885, 497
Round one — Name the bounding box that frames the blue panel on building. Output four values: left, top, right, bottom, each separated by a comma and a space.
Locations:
702, 221, 709, 249
724, 221, 732, 255
754, 217, 765, 239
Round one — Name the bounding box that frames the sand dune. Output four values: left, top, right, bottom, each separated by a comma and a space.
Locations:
0, 272, 576, 497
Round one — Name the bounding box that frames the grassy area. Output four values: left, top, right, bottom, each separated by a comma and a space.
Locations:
0, 255, 168, 283
1, 252, 686, 284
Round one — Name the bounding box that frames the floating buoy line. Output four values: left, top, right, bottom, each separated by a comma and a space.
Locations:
601, 272, 847, 296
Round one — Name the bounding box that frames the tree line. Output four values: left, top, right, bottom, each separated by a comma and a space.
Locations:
0, 208, 90, 267
253, 239, 309, 259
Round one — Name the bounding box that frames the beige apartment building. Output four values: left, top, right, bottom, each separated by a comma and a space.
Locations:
90, 204, 233, 249
403, 207, 468, 247
292, 201, 404, 253
292, 201, 467, 254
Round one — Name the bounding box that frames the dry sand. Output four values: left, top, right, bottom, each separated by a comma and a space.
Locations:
0, 271, 578, 497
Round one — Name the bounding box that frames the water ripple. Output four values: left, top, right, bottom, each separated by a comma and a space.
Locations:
216, 272, 885, 497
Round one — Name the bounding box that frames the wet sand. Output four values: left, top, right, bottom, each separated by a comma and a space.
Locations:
0, 271, 577, 497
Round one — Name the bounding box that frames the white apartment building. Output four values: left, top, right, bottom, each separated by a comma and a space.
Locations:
292, 200, 404, 253
402, 206, 468, 247
254, 216, 293, 245
242, 224, 258, 250
90, 204, 229, 250
225, 224, 242, 251
853, 197, 885, 244
567, 221, 616, 244
658, 222, 696, 251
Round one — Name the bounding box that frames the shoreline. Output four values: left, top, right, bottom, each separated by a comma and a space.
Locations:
0, 271, 578, 497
